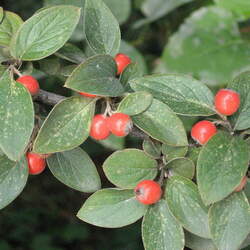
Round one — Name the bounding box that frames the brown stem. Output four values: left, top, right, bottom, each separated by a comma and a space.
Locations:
35, 89, 66, 106
35, 89, 150, 140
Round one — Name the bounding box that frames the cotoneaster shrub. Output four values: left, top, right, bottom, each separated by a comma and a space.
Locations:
0, 0, 250, 249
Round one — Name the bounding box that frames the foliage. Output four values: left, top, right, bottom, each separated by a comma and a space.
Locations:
0, 0, 250, 249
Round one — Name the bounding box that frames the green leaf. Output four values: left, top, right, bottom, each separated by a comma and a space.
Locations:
60, 65, 77, 77
141, 0, 193, 22
167, 157, 195, 179
132, 99, 188, 146
97, 134, 125, 151
84, 0, 121, 56
117, 91, 153, 116
120, 40, 148, 74
197, 132, 249, 205
143, 139, 162, 159
39, 57, 61, 76
244, 179, 250, 203
55, 43, 85, 64
103, 0, 131, 24
185, 231, 217, 250
77, 188, 147, 228
0, 11, 23, 47
166, 176, 210, 238
0, 70, 34, 161
209, 192, 250, 250
142, 199, 185, 250
162, 7, 250, 86
228, 71, 250, 130
186, 146, 201, 165
43, 0, 85, 42
0, 47, 12, 64
10, 5, 81, 60
47, 147, 101, 192
130, 74, 215, 116
65, 55, 124, 97
162, 144, 188, 161
103, 149, 158, 189
0, 155, 28, 209
33, 97, 96, 154
120, 63, 142, 92
214, 0, 250, 20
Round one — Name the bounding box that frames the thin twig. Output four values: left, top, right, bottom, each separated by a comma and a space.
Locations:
35, 89, 66, 106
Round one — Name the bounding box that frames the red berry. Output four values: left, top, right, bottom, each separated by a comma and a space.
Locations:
214, 89, 240, 116
191, 120, 217, 145
234, 176, 248, 192
26, 152, 46, 175
90, 114, 110, 140
115, 53, 131, 75
134, 180, 162, 205
16, 75, 40, 95
79, 92, 97, 98
108, 113, 132, 137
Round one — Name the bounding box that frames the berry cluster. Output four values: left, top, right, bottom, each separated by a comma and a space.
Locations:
191, 88, 240, 145
90, 113, 133, 140
14, 53, 132, 176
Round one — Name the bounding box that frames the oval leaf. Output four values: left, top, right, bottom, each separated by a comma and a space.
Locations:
0, 155, 28, 209
197, 131, 250, 205
47, 147, 101, 192
130, 74, 215, 116
167, 157, 195, 179
0, 11, 23, 47
117, 91, 153, 116
228, 71, 250, 130
185, 231, 217, 250
55, 43, 85, 64
84, 0, 121, 56
77, 188, 147, 228
33, 96, 96, 154
120, 62, 142, 92
132, 99, 188, 146
65, 55, 124, 97
143, 139, 162, 159
162, 144, 188, 161
97, 134, 125, 151
165, 176, 210, 238
0, 70, 34, 161
10, 5, 81, 60
209, 192, 250, 250
103, 149, 158, 189
142, 199, 185, 250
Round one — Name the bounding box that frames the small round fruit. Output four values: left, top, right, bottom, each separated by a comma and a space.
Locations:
16, 75, 40, 95
108, 113, 132, 137
90, 114, 110, 140
214, 89, 240, 116
191, 120, 217, 145
134, 180, 162, 205
115, 53, 131, 75
234, 176, 248, 192
26, 152, 46, 175
79, 92, 97, 98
